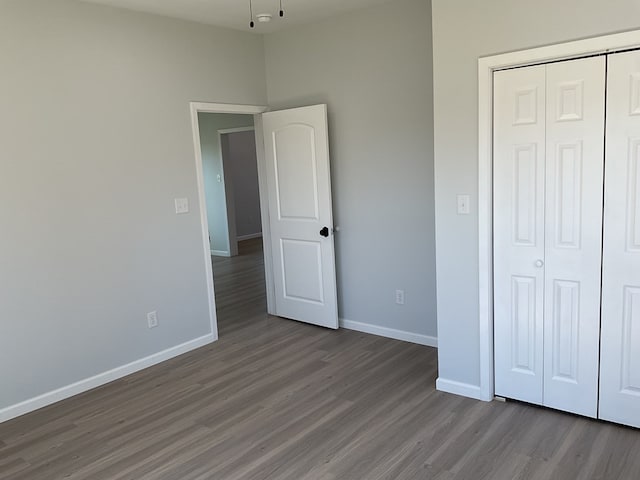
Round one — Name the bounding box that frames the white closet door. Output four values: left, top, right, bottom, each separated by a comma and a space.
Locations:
494, 65, 546, 404
599, 51, 640, 428
542, 57, 606, 418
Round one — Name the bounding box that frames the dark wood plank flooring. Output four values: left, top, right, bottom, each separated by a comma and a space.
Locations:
1, 238, 639, 479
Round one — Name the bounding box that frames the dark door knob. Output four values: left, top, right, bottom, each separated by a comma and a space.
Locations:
319, 226, 329, 237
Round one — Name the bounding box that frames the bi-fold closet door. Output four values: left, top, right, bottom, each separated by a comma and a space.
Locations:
493, 56, 606, 418
494, 50, 640, 427
599, 51, 640, 428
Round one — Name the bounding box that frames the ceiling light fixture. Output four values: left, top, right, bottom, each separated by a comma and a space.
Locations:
249, 0, 284, 28
256, 13, 272, 23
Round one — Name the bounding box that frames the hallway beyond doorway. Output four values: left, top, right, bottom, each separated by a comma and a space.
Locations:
212, 238, 267, 337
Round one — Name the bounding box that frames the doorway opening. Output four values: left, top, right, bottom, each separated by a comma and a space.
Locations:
190, 102, 339, 339
190, 102, 274, 340
200, 116, 265, 336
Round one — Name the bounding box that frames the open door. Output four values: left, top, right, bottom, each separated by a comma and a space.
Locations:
262, 104, 338, 329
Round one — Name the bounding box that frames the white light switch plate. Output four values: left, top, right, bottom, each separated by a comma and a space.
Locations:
457, 194, 470, 215
175, 197, 189, 214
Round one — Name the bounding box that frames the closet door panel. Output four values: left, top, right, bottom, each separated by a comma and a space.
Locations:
494, 66, 546, 404
543, 57, 606, 418
600, 50, 640, 428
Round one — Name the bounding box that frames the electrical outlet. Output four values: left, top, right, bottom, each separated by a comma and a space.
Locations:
395, 289, 405, 305
147, 311, 158, 329
174, 197, 189, 214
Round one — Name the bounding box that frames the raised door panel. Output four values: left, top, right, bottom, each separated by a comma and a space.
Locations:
273, 125, 319, 220
553, 142, 583, 249
627, 140, 640, 252
493, 65, 546, 405
280, 239, 324, 304
513, 144, 538, 246
543, 56, 605, 418
620, 287, 640, 395
510, 276, 538, 374
600, 50, 640, 428
550, 280, 580, 383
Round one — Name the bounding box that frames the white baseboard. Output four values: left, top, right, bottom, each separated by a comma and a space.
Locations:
339, 318, 437, 347
436, 377, 487, 401
236, 233, 262, 241
0, 333, 216, 424
211, 249, 231, 257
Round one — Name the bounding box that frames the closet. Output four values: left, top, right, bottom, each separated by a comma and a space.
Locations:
493, 50, 640, 428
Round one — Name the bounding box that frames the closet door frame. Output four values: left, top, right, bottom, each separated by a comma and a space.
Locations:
462, 29, 640, 403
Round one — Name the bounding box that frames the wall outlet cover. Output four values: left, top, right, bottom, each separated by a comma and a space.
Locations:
147, 311, 159, 329
175, 198, 189, 214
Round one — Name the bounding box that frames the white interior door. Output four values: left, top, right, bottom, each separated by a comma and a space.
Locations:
599, 50, 640, 428
493, 65, 546, 404
262, 104, 339, 329
542, 57, 605, 418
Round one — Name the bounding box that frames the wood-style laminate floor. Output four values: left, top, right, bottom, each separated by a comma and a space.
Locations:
2, 238, 640, 479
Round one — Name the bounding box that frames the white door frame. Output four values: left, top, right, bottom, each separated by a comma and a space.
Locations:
189, 102, 275, 341
477, 30, 640, 401
217, 126, 256, 258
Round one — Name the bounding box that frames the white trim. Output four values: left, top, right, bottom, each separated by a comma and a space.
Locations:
190, 104, 219, 342
435, 378, 484, 401
218, 126, 255, 135
253, 115, 277, 315
190, 102, 273, 340
217, 129, 238, 257
0, 334, 214, 423
211, 249, 231, 257
477, 55, 495, 402
477, 29, 640, 403
190, 102, 267, 115
237, 233, 263, 241
339, 318, 438, 347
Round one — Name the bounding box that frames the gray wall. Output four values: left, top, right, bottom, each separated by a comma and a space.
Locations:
197, 114, 255, 253
264, 0, 437, 338
223, 130, 262, 239
0, 0, 265, 411
432, 0, 640, 387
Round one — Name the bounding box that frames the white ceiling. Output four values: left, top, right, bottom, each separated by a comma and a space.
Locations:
79, 0, 395, 33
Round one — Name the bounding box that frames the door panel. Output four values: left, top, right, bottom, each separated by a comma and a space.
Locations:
280, 239, 324, 303
542, 57, 605, 418
494, 65, 546, 404
600, 50, 640, 428
550, 280, 580, 383
262, 105, 338, 329
273, 125, 319, 220
510, 275, 538, 375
